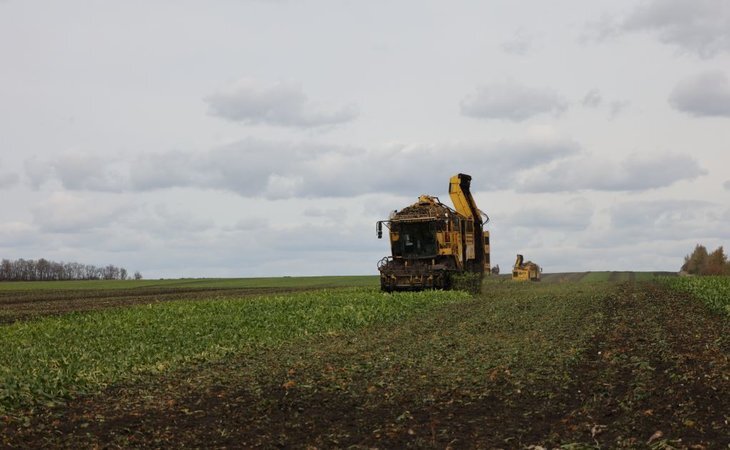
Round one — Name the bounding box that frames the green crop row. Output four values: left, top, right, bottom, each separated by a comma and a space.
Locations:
660, 276, 730, 315
0, 288, 468, 413
0, 275, 380, 291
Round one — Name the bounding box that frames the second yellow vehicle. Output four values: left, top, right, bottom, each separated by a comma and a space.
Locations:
512, 254, 541, 281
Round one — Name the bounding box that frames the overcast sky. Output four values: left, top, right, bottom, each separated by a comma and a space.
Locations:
1, 0, 729, 278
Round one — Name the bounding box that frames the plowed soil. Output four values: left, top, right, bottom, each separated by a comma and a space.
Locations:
2, 281, 728, 448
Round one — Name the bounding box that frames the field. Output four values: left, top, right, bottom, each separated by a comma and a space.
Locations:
660, 275, 730, 315
1, 274, 728, 448
0, 276, 378, 324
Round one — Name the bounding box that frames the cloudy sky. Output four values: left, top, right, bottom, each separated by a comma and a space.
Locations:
1, 0, 729, 278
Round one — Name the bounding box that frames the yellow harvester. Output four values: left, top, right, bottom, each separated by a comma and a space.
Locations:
376, 173, 490, 291
512, 254, 541, 281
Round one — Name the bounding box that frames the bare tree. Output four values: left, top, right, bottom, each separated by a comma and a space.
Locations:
36, 258, 51, 281
0, 259, 11, 281
0, 258, 133, 282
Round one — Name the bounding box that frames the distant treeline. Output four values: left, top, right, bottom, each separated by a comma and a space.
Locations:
0, 258, 142, 282
681, 244, 730, 276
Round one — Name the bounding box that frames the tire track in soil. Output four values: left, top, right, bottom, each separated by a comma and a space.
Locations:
551, 282, 729, 448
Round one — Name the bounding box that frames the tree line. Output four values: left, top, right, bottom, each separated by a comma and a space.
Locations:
0, 258, 142, 282
680, 244, 730, 275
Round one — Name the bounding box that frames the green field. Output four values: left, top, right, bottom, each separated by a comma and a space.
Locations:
0, 275, 380, 324
0, 288, 467, 413
0, 275, 379, 291
1, 273, 727, 448
661, 275, 730, 315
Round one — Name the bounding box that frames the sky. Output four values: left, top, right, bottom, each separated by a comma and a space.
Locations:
1, 0, 729, 278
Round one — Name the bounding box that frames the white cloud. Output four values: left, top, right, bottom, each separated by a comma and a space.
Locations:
108, 215, 382, 277
147, 204, 215, 234
28, 132, 581, 199
205, 78, 358, 127
608, 100, 630, 119
262, 222, 375, 253
31, 192, 134, 233
0, 172, 19, 189
225, 217, 269, 232
581, 14, 621, 43
0, 221, 38, 247
303, 206, 347, 218
669, 71, 730, 118
518, 153, 706, 193
25, 154, 127, 192
582, 89, 602, 108
24, 158, 54, 190
503, 198, 594, 230
601, 199, 730, 244
501, 30, 535, 56
585, 1, 730, 59
460, 81, 568, 121
30, 138, 706, 200
581, 90, 629, 118
610, 200, 706, 229
621, 0, 730, 59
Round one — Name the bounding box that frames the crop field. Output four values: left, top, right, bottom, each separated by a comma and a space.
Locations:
0, 275, 379, 324
0, 275, 379, 292
1, 274, 728, 448
660, 275, 730, 315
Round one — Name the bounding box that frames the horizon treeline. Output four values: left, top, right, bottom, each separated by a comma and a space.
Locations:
0, 258, 142, 282
681, 244, 730, 276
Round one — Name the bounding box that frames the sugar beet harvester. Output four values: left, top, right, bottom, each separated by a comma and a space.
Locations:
512, 254, 541, 282
376, 174, 491, 292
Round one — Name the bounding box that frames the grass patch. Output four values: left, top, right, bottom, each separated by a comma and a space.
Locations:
632, 272, 655, 281
579, 271, 611, 282
0, 287, 466, 413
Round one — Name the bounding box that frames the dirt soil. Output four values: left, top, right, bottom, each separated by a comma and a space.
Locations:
2, 282, 728, 449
